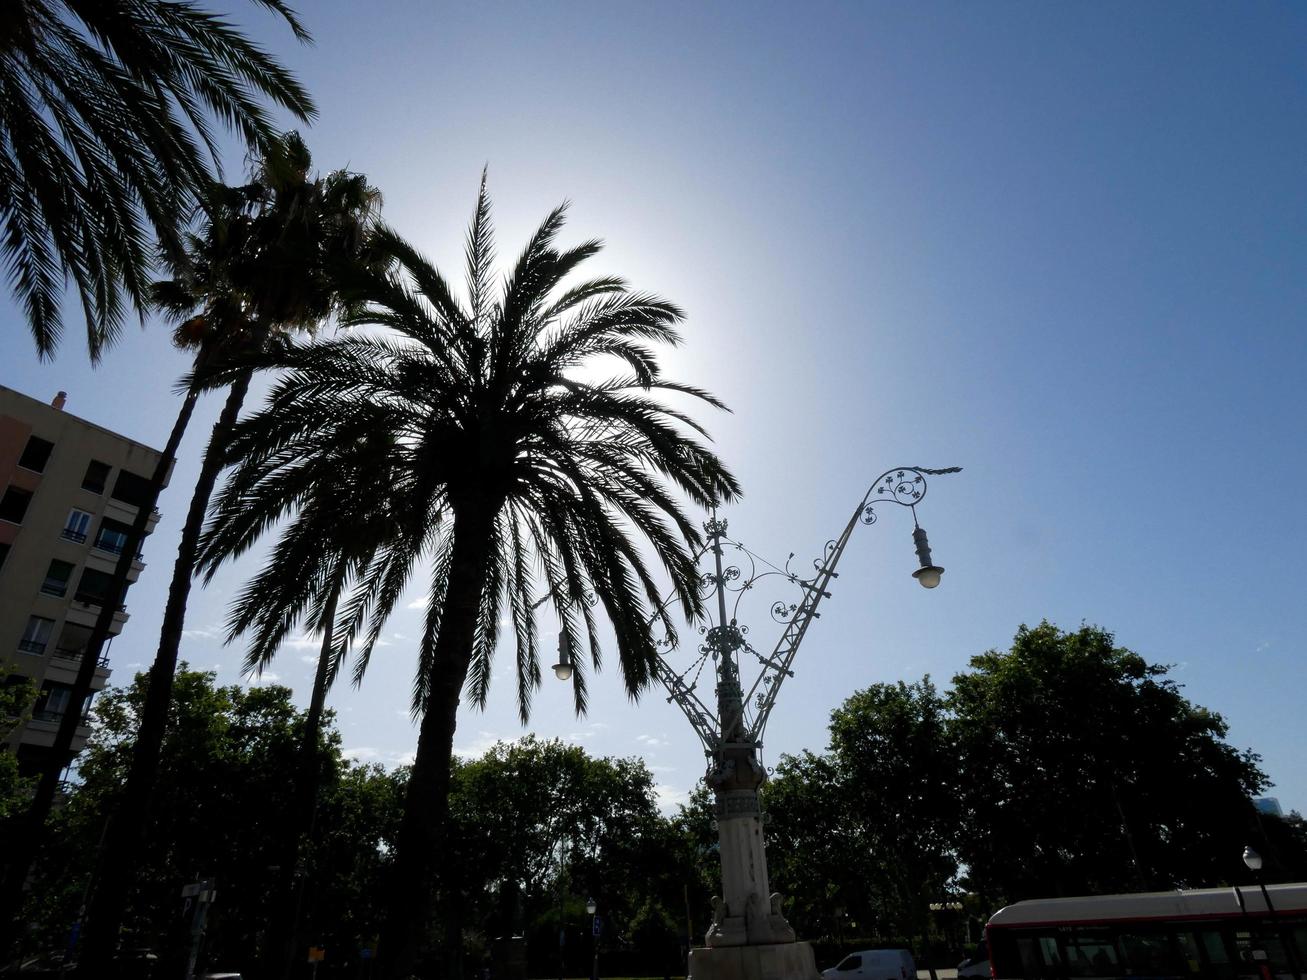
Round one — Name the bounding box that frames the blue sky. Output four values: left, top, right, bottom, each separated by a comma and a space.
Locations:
3, 2, 1305, 819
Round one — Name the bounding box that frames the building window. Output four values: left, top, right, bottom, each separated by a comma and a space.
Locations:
93, 518, 133, 556
63, 509, 93, 544
53, 622, 95, 662
34, 682, 73, 722
41, 559, 75, 597
17, 435, 55, 473
110, 469, 153, 509
82, 460, 111, 494
19, 616, 55, 655
74, 567, 116, 607
0, 486, 33, 524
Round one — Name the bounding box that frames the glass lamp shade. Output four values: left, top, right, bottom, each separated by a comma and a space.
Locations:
913, 565, 944, 589
552, 661, 573, 681
1243, 846, 1263, 871
586, 897, 597, 915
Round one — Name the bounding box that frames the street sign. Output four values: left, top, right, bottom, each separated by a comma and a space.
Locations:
592, 916, 602, 937
308, 947, 326, 962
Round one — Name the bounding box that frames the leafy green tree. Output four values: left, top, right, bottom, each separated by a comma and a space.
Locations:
75, 134, 385, 973
443, 737, 697, 980
951, 621, 1268, 905
0, 671, 37, 821
765, 750, 880, 942
1, 0, 315, 359
211, 176, 741, 978
827, 680, 959, 943
1257, 810, 1307, 881
764, 681, 959, 956
22, 667, 401, 975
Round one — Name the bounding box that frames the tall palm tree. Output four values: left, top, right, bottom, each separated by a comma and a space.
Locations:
195, 427, 405, 978
70, 134, 386, 972
213, 178, 742, 979
1, 0, 316, 359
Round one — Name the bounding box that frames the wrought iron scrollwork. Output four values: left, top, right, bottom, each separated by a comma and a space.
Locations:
645, 466, 959, 757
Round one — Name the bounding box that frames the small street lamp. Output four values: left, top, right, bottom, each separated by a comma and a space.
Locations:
1242, 845, 1302, 979
553, 633, 573, 681
554, 466, 960, 980
586, 897, 599, 980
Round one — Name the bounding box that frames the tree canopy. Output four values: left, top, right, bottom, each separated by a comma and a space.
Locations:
764, 621, 1292, 945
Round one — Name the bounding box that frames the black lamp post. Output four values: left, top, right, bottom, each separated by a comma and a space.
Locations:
1243, 845, 1303, 979
586, 897, 598, 980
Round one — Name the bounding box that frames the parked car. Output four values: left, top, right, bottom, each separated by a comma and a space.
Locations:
957, 939, 990, 978
821, 948, 917, 980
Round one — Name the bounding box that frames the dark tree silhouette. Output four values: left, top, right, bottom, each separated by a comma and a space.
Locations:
210, 177, 741, 977
0, 0, 316, 359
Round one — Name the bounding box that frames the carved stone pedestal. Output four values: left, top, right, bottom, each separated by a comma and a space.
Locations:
687, 941, 821, 980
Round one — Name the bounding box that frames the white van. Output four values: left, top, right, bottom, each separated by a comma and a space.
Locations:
821, 948, 917, 980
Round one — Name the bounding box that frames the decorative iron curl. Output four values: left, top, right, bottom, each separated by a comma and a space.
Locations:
858, 466, 961, 531
771, 601, 797, 624
814, 538, 839, 572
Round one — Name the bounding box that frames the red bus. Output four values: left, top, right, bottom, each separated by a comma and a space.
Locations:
984, 883, 1307, 979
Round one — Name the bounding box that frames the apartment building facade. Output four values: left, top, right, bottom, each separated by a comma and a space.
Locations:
0, 385, 170, 775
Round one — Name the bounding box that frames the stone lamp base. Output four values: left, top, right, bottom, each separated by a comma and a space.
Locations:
688, 940, 821, 980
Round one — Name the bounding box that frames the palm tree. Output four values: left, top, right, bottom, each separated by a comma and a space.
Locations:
194, 427, 405, 978
1, 0, 316, 360
212, 178, 742, 979
70, 134, 386, 971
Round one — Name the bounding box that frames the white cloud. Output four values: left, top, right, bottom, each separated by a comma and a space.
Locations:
648, 765, 678, 774
182, 625, 221, 640
392, 632, 408, 641
654, 783, 691, 813
247, 671, 281, 687
299, 654, 318, 665
342, 746, 380, 762
406, 599, 425, 610
453, 730, 506, 759
288, 632, 387, 651
636, 734, 668, 748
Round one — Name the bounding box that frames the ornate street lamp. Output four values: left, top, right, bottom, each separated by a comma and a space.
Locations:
555, 466, 959, 980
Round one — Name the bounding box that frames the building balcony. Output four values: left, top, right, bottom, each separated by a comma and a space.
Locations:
45, 652, 111, 689
63, 602, 128, 632
20, 714, 91, 751
83, 547, 144, 579
102, 498, 161, 532
18, 639, 47, 655
60, 528, 87, 544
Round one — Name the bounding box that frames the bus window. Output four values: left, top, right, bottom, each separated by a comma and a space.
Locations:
1016, 936, 1061, 979
1171, 931, 1203, 975
1039, 935, 1062, 973
1063, 929, 1119, 978
1118, 931, 1184, 977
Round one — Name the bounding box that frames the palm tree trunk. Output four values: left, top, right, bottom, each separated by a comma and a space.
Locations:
0, 373, 204, 951
377, 505, 495, 980
79, 368, 254, 973
267, 563, 346, 980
